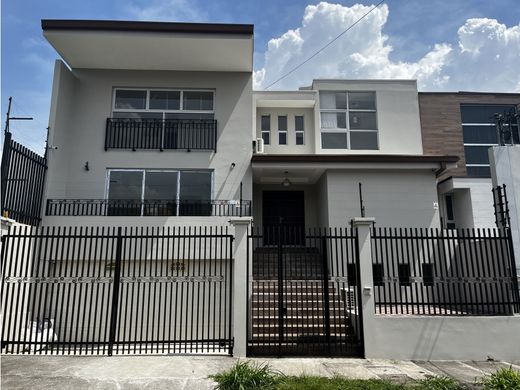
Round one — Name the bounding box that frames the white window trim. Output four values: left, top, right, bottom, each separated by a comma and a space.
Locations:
261, 115, 271, 145
105, 168, 214, 216
112, 87, 215, 115
295, 115, 305, 145
278, 115, 288, 145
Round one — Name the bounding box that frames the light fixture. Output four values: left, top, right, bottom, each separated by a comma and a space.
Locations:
282, 171, 291, 187
230, 162, 236, 169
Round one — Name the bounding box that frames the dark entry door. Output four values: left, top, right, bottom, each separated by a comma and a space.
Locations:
263, 191, 305, 245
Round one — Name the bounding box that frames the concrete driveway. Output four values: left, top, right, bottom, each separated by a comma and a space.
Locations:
1, 355, 519, 389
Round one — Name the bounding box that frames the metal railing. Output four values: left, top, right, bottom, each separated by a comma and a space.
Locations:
371, 227, 520, 316
1, 225, 233, 355
46, 199, 251, 217
105, 118, 217, 152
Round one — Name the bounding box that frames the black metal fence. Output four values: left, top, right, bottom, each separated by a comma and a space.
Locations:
492, 184, 511, 229
105, 118, 217, 152
1, 132, 47, 225
371, 227, 520, 316
248, 227, 363, 357
45, 199, 252, 217
1, 225, 234, 355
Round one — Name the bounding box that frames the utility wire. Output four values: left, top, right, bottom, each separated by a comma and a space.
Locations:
264, 0, 386, 90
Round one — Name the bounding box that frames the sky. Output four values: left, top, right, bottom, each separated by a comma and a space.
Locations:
1, 0, 520, 153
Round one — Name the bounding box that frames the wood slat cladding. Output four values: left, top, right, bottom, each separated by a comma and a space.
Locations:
419, 92, 520, 178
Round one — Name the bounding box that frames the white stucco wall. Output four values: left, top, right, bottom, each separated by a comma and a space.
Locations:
367, 315, 520, 361
326, 169, 440, 228
43, 61, 253, 225
312, 80, 424, 155
490, 145, 520, 273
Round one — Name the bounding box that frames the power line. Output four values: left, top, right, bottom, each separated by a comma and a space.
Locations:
264, 0, 386, 90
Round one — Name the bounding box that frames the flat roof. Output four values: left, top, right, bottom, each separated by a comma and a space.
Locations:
419, 91, 520, 96
41, 19, 254, 35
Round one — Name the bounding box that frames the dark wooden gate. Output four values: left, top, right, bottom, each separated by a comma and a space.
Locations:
247, 226, 364, 357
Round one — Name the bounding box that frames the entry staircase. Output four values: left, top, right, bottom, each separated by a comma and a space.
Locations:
250, 247, 361, 356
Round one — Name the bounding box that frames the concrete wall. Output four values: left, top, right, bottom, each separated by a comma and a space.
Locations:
312, 80, 423, 155
490, 145, 520, 273
367, 316, 520, 361
43, 62, 253, 224
255, 107, 315, 154
326, 169, 440, 228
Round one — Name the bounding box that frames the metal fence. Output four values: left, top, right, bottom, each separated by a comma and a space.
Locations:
1, 225, 234, 355
371, 227, 520, 316
105, 118, 217, 152
45, 199, 252, 217
1, 132, 47, 225
248, 227, 363, 357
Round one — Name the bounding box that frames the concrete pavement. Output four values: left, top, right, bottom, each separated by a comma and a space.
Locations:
1, 355, 519, 389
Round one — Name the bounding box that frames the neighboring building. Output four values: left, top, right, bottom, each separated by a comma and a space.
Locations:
419, 92, 520, 229
40, 19, 456, 230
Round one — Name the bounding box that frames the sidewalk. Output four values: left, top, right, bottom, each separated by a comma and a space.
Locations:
1, 355, 519, 389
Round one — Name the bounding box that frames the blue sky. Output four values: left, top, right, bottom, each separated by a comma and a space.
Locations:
2, 0, 520, 153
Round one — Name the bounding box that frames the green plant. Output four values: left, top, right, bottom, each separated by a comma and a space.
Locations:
210, 360, 282, 390
479, 367, 520, 390
412, 376, 462, 390
276, 376, 404, 390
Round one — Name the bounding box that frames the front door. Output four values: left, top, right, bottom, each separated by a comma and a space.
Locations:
263, 191, 305, 245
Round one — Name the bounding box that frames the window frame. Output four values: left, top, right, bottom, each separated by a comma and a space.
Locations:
112, 87, 215, 119
295, 115, 305, 145
261, 114, 271, 145
461, 104, 519, 177
319, 91, 378, 150
278, 115, 288, 145
105, 168, 214, 216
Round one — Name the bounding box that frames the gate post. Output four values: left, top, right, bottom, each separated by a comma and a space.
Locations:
351, 217, 375, 358
228, 217, 252, 357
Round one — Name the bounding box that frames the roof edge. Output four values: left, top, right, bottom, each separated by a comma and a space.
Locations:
251, 154, 459, 164
41, 19, 254, 35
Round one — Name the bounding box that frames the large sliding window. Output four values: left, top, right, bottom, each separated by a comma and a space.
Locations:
320, 91, 378, 150
106, 169, 212, 216
461, 104, 519, 178
112, 88, 214, 120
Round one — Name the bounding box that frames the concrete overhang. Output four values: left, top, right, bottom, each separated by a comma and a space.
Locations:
251, 154, 459, 184
42, 20, 254, 72
254, 91, 317, 108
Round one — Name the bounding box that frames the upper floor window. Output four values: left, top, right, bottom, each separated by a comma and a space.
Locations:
461, 104, 519, 178
278, 116, 287, 145
320, 91, 378, 150
295, 116, 305, 145
261, 115, 271, 145
112, 88, 214, 120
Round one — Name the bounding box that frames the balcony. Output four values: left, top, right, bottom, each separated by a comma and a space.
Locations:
105, 118, 217, 152
46, 199, 251, 217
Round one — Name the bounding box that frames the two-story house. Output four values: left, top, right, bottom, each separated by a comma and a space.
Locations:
40, 19, 457, 231
41, 20, 254, 227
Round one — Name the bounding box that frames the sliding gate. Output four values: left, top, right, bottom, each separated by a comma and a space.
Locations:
247, 227, 363, 357
1, 225, 233, 355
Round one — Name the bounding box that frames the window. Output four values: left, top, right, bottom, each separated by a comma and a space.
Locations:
320, 91, 378, 150
461, 104, 519, 178
421, 264, 434, 286
295, 116, 305, 145
373, 264, 384, 286
398, 264, 411, 286
261, 115, 270, 145
445, 194, 456, 229
106, 169, 212, 216
112, 88, 214, 120
278, 116, 287, 145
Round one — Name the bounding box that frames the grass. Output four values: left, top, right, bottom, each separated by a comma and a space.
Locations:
479, 367, 520, 390
210, 361, 467, 390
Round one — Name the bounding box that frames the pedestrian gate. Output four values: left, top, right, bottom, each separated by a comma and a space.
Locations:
247, 227, 364, 357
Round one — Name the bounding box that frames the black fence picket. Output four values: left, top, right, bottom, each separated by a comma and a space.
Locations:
1, 132, 47, 226
1, 225, 234, 355
371, 227, 520, 316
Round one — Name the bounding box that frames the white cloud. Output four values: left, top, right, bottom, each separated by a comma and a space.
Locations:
254, 2, 520, 92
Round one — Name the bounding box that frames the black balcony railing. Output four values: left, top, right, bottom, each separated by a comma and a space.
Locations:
46, 199, 251, 217
105, 118, 217, 152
